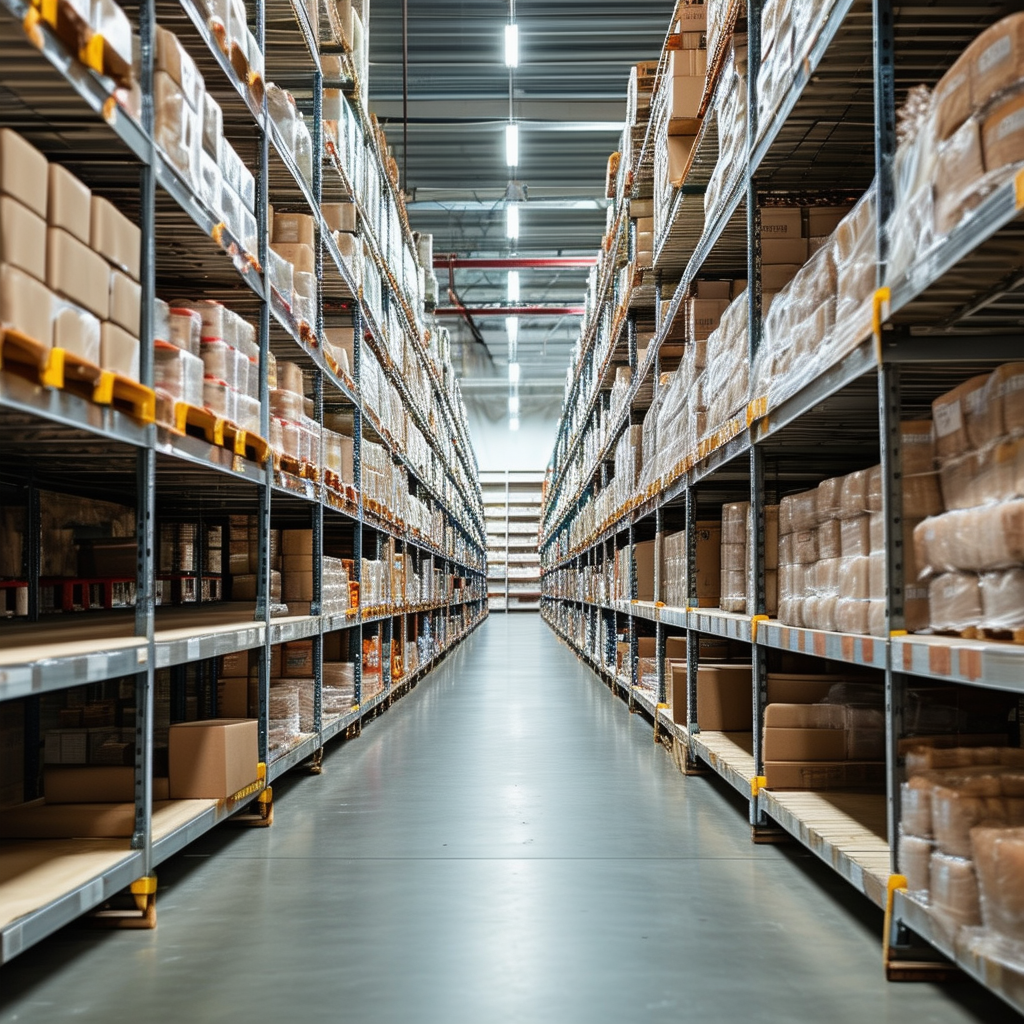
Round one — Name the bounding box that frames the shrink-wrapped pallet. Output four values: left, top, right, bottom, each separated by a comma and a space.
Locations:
930, 851, 982, 926
971, 825, 1024, 943
928, 571, 982, 632
900, 833, 933, 893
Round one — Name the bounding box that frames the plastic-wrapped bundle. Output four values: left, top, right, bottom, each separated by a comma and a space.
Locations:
972, 826, 1024, 944
930, 851, 982, 927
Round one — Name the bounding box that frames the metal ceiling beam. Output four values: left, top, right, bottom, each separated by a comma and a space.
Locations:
435, 305, 585, 317
435, 257, 598, 270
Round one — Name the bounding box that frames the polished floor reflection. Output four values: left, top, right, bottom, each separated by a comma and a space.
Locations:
0, 615, 1016, 1023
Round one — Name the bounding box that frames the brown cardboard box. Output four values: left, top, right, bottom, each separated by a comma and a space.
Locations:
687, 297, 730, 341
0, 196, 47, 281
765, 673, 838, 704
694, 521, 722, 604
216, 677, 249, 718
970, 13, 1024, 110
664, 74, 698, 125
762, 237, 809, 265
100, 322, 140, 380
220, 650, 249, 676
0, 263, 53, 347
764, 760, 886, 791
322, 202, 357, 233
630, 198, 654, 219
668, 48, 708, 79
109, 270, 141, 335
760, 208, 802, 238
283, 566, 314, 602
982, 89, 1024, 175
764, 727, 848, 762
806, 206, 852, 236
0, 129, 48, 218
273, 212, 316, 245
666, 636, 688, 660
168, 719, 258, 798
231, 574, 258, 600
47, 227, 110, 319
933, 50, 972, 142
666, 133, 697, 184
761, 264, 803, 292
675, 1, 707, 31
695, 280, 731, 299
282, 639, 314, 676
44, 767, 170, 803
48, 163, 91, 244
695, 664, 752, 731
637, 636, 657, 658
669, 661, 688, 722
282, 529, 314, 555
271, 241, 315, 275
634, 539, 656, 601
90, 196, 140, 279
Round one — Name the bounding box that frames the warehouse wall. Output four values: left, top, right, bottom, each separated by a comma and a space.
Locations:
464, 393, 558, 473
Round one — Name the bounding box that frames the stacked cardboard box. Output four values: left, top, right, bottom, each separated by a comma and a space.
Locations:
719, 501, 779, 614
0, 129, 142, 380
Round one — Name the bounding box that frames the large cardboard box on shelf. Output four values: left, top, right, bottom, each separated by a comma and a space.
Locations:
763, 727, 848, 762
0, 195, 47, 282
634, 539, 656, 601
282, 529, 314, 555
0, 263, 54, 348
48, 163, 91, 244
323, 202, 357, 234
694, 663, 752, 731
167, 719, 258, 799
217, 677, 249, 718
0, 128, 48, 218
760, 207, 802, 238
90, 196, 140, 279
764, 760, 886, 791
47, 227, 110, 320
43, 767, 170, 803
765, 673, 840, 704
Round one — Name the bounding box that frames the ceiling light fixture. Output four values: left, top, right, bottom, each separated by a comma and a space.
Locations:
507, 269, 520, 303
509, 415, 520, 432
508, 361, 520, 383
505, 203, 519, 239
505, 122, 519, 167
506, 315, 519, 346
504, 23, 519, 68
508, 394, 520, 416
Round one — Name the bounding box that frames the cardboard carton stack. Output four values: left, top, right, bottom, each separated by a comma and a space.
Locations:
0, 129, 142, 381
660, 522, 722, 607
914, 365, 1024, 634
279, 529, 350, 615
227, 515, 285, 612
719, 501, 779, 614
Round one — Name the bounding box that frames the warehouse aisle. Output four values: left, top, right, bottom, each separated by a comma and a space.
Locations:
0, 615, 1015, 1023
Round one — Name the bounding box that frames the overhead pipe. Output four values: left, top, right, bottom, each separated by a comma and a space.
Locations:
433, 256, 597, 270
434, 305, 585, 317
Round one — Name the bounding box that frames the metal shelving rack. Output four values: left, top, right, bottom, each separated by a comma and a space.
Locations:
0, 0, 487, 963
539, 0, 1024, 1013
480, 470, 542, 612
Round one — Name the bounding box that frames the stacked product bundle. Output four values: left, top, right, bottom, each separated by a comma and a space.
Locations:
899, 744, 1024, 944
269, 212, 318, 335
0, 129, 142, 382
279, 529, 350, 615
177, 299, 261, 434
660, 524, 722, 608
775, 422, 939, 634
914, 364, 1024, 635
719, 501, 779, 614
704, 46, 747, 225
154, 28, 257, 256
888, 14, 1024, 282
269, 360, 321, 470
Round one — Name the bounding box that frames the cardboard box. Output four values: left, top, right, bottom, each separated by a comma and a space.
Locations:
0, 128, 48, 218
675, 0, 707, 31
282, 639, 314, 676
764, 727, 848, 762
273, 212, 316, 245
155, 26, 203, 112
1, 196, 47, 281
667, 74, 703, 127
806, 206, 852, 236
688, 297, 730, 341
322, 202, 357, 233
217, 677, 249, 718
220, 650, 249, 676
47, 227, 110, 319
668, 661, 688, 722
982, 90, 1024, 175
0, 263, 53, 347
271, 241, 315, 275
44, 766, 170, 803
48, 163, 91, 244
761, 264, 803, 292
760, 207, 802, 238
282, 529, 314, 555
90, 196, 141, 279
634, 539, 656, 601
109, 269, 141, 335
695, 280, 731, 299
970, 13, 1024, 111
695, 663, 752, 731
668, 48, 708, 79
666, 636, 688, 660
283, 567, 314, 602
100, 322, 140, 380
765, 673, 838, 704
764, 760, 886, 791
168, 719, 258, 798
630, 198, 654, 219
762, 237, 809, 265
694, 521, 722, 604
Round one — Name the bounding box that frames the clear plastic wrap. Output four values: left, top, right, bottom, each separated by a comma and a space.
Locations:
154, 341, 203, 408
971, 825, 1024, 944
930, 851, 982, 927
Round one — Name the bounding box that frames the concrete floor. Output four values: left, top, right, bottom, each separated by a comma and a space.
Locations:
0, 614, 1018, 1023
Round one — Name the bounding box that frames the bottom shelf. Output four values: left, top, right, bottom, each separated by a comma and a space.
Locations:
0, 615, 486, 964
